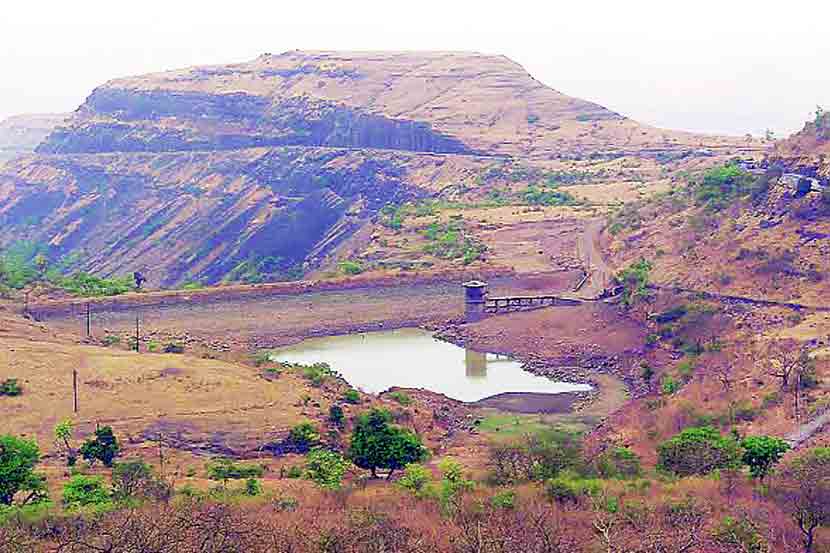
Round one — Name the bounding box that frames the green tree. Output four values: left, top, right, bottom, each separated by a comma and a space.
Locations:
741, 436, 790, 482
53, 419, 76, 467
0, 435, 47, 506
657, 426, 741, 476
112, 458, 165, 501
62, 474, 110, 509
615, 258, 652, 307
289, 422, 320, 453
304, 448, 350, 490
79, 426, 120, 467
348, 408, 427, 479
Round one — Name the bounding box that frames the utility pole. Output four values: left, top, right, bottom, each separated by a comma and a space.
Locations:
134, 312, 140, 353
85, 303, 91, 338
72, 369, 78, 413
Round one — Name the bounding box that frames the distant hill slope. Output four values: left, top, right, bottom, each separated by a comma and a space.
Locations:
37, 51, 744, 160
0, 51, 756, 286
0, 113, 67, 164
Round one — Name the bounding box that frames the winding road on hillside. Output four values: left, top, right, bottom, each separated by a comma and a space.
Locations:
578, 219, 830, 448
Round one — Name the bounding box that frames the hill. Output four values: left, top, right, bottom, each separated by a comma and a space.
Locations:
0, 51, 757, 286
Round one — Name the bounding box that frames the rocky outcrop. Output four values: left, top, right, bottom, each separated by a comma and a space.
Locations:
39, 93, 474, 155
0, 148, 490, 286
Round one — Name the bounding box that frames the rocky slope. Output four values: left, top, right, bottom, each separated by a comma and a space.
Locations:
0, 51, 756, 285
0, 113, 67, 164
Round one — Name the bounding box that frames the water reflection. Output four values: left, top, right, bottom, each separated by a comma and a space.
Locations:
465, 350, 487, 379
270, 328, 590, 403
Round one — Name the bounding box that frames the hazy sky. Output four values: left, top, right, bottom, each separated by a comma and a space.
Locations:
2, 0, 828, 137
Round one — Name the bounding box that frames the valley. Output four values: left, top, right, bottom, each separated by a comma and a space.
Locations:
1, 49, 829, 553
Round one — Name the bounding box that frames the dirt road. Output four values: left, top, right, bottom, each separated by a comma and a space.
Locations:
576, 219, 612, 299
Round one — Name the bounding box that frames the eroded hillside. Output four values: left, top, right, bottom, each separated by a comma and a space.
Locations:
0, 51, 759, 286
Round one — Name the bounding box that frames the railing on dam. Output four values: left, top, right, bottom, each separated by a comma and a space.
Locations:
483, 294, 582, 314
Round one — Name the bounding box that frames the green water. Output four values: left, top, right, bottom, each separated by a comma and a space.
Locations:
271, 328, 590, 403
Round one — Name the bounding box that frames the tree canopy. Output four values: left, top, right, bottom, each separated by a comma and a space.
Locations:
0, 435, 47, 506
348, 408, 427, 478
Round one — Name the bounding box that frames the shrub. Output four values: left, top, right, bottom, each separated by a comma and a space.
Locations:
0, 435, 47, 506
338, 260, 364, 275
289, 422, 320, 452
328, 405, 345, 428
657, 426, 741, 476
304, 448, 349, 490
0, 379, 22, 397
388, 391, 412, 406
163, 343, 184, 354
490, 490, 516, 510
437, 458, 474, 513
298, 362, 337, 387
596, 447, 642, 479
342, 389, 361, 404
52, 272, 133, 297
244, 478, 262, 496
285, 465, 303, 479
80, 426, 120, 467
397, 463, 432, 495
101, 334, 120, 346
62, 475, 110, 509
206, 458, 265, 482
545, 472, 601, 505
615, 258, 652, 307
661, 375, 680, 396
111, 458, 171, 502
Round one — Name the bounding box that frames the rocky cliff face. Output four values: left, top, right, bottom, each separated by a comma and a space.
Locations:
0, 51, 754, 285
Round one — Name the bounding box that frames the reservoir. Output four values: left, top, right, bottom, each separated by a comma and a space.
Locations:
270, 328, 591, 403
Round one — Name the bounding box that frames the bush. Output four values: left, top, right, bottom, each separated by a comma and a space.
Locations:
545, 472, 601, 505
52, 272, 133, 297
490, 490, 516, 510
388, 391, 412, 406
206, 458, 265, 482
338, 260, 364, 275
661, 375, 680, 396
297, 362, 337, 387
596, 447, 642, 479
62, 475, 110, 509
303, 448, 349, 490
0, 379, 22, 397
80, 426, 120, 467
289, 422, 320, 452
397, 463, 433, 495
244, 478, 262, 496
657, 426, 741, 476
163, 343, 184, 354
328, 405, 345, 428
615, 258, 652, 307
102, 334, 120, 346
112, 459, 171, 502
342, 389, 361, 404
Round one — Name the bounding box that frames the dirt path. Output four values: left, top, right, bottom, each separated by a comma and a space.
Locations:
576, 219, 612, 299
785, 410, 830, 448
